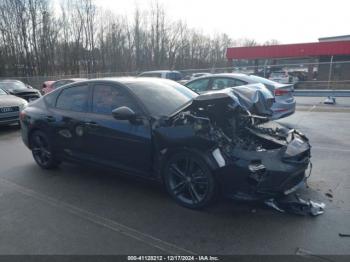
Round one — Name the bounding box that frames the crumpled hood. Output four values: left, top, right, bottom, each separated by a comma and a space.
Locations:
9, 88, 39, 95
186, 83, 274, 116
230, 83, 274, 116
0, 95, 27, 106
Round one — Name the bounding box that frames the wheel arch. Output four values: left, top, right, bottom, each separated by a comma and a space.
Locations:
28, 128, 42, 149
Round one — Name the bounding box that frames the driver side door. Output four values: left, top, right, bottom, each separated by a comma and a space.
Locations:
83, 83, 152, 176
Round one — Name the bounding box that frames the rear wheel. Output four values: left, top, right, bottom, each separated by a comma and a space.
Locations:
30, 130, 60, 169
163, 152, 217, 209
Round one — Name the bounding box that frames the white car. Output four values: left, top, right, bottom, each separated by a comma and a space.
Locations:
269, 71, 291, 84
190, 73, 212, 79
138, 70, 183, 81
0, 88, 27, 126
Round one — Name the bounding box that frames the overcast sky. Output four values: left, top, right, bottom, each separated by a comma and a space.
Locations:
95, 0, 349, 44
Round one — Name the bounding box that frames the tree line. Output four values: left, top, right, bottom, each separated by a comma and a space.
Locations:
0, 0, 279, 77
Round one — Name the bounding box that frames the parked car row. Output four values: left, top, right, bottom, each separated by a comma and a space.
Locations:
1, 69, 297, 129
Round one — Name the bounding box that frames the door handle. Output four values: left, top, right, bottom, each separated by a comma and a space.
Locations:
85, 121, 99, 127
45, 115, 55, 122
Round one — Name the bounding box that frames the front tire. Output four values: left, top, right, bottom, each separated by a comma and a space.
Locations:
163, 151, 217, 209
30, 130, 60, 169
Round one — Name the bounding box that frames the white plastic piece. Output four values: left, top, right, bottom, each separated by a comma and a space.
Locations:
324, 96, 336, 105
212, 148, 226, 168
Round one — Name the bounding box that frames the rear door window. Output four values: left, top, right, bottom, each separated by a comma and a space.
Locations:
56, 85, 90, 112
185, 78, 210, 93
210, 78, 246, 90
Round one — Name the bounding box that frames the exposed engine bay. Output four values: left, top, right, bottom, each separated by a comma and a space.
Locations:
168, 91, 302, 156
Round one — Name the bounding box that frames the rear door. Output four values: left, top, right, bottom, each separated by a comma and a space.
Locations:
50, 83, 92, 160
83, 83, 152, 175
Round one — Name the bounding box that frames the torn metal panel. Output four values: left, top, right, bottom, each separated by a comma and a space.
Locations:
265, 194, 325, 216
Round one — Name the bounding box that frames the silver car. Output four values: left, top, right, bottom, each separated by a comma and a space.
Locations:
0, 88, 28, 126
184, 73, 295, 119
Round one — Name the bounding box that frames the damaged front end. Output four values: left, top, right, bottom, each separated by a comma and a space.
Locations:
154, 86, 321, 215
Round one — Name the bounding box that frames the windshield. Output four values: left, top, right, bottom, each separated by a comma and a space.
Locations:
0, 88, 7, 95
127, 80, 198, 116
0, 81, 27, 91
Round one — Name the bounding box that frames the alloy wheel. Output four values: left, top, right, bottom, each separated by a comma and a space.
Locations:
167, 155, 211, 207
31, 133, 52, 167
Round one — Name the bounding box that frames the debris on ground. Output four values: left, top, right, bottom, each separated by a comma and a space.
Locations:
295, 247, 313, 256
265, 194, 325, 216
325, 192, 333, 198
324, 96, 336, 105
295, 248, 333, 261
339, 233, 350, 237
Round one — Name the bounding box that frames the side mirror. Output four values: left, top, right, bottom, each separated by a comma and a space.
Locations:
26, 85, 33, 89
112, 106, 136, 121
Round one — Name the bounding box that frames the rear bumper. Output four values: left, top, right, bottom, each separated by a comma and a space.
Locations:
270, 98, 296, 119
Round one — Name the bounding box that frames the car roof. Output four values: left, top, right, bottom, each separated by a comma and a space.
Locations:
186, 73, 255, 83
139, 70, 180, 74
55, 78, 88, 82
76, 77, 178, 86
0, 79, 24, 83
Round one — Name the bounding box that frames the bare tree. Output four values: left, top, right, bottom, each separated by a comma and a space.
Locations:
0, 0, 268, 77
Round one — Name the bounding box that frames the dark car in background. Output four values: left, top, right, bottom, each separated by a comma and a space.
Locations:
185, 73, 295, 119
0, 88, 27, 126
20, 78, 311, 209
0, 80, 41, 101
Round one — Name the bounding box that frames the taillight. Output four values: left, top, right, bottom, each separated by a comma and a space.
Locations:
20, 111, 26, 121
274, 89, 289, 96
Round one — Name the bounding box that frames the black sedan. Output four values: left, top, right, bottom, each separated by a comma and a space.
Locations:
0, 79, 41, 101
20, 78, 311, 209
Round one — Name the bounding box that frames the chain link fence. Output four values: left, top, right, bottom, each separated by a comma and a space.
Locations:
1, 60, 350, 91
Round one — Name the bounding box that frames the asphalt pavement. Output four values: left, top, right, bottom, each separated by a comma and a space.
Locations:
0, 97, 349, 255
